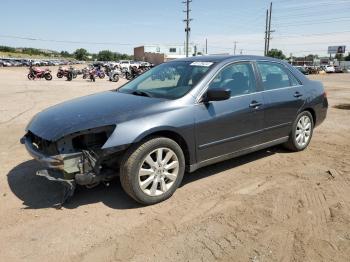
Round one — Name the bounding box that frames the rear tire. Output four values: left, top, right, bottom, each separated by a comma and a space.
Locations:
283, 111, 314, 152
126, 72, 133, 80
66, 72, 73, 81
120, 137, 185, 205
57, 72, 63, 78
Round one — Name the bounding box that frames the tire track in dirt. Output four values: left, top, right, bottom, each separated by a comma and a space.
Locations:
75, 171, 278, 261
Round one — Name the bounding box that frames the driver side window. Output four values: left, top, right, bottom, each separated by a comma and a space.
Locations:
208, 63, 257, 97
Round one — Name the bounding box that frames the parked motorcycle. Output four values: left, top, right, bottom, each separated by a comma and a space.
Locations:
82, 67, 91, 79
126, 66, 144, 80
95, 68, 106, 79
27, 66, 52, 80
57, 66, 79, 81
83, 66, 105, 80
109, 67, 121, 82
56, 67, 77, 81
88, 68, 96, 82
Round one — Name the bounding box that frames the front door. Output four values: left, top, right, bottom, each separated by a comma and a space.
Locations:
195, 62, 265, 162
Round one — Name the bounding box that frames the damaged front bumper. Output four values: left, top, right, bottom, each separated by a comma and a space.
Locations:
20, 136, 83, 176
20, 135, 111, 205
36, 169, 76, 207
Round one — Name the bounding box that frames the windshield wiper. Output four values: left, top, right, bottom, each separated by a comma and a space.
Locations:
131, 90, 153, 97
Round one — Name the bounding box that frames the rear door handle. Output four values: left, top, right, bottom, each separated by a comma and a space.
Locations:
294, 92, 303, 98
249, 100, 262, 108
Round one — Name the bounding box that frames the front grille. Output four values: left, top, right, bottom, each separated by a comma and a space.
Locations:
27, 131, 59, 155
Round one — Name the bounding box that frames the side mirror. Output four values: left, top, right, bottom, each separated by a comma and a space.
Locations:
203, 88, 231, 102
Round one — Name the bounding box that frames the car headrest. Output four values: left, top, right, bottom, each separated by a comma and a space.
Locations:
266, 73, 282, 83
192, 73, 204, 85
232, 72, 245, 81
221, 69, 232, 81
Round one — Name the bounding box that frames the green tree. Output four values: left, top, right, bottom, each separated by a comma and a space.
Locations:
60, 51, 71, 57
97, 50, 115, 61
335, 53, 344, 61
305, 54, 318, 61
267, 49, 286, 60
115, 52, 133, 60
345, 52, 350, 61
0, 46, 16, 52
74, 48, 89, 61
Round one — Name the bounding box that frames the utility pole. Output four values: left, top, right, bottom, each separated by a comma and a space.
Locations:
205, 38, 208, 54
266, 2, 274, 55
234, 41, 237, 55
183, 0, 192, 57
264, 9, 269, 56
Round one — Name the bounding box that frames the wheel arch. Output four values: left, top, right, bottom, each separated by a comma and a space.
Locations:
137, 129, 192, 168
303, 107, 316, 125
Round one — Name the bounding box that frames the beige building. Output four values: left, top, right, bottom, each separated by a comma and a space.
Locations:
134, 44, 194, 65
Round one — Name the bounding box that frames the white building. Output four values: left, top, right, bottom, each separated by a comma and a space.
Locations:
134, 44, 195, 65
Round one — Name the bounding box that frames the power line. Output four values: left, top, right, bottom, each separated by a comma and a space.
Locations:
0, 34, 196, 48
276, 18, 350, 28
276, 16, 350, 26
275, 30, 350, 39
273, 0, 350, 10
273, 8, 350, 20
0, 34, 138, 46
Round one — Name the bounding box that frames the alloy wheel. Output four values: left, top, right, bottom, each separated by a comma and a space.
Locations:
295, 115, 312, 147
138, 147, 179, 196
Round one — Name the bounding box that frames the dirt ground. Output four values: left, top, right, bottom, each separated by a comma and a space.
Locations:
0, 67, 349, 262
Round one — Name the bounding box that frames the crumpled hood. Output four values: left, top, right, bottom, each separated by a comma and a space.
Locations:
27, 90, 165, 141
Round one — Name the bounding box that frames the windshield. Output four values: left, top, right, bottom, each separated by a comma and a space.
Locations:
118, 61, 214, 99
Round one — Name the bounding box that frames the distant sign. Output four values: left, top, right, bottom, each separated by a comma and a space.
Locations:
328, 46, 346, 54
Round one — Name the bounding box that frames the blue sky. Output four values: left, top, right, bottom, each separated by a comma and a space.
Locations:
0, 0, 349, 56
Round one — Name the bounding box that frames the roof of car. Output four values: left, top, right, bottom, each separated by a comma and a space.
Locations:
175, 55, 282, 63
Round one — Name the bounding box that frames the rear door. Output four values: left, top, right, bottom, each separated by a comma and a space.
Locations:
256, 61, 305, 142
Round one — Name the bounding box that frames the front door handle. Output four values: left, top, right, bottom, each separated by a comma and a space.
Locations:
249, 100, 262, 108
294, 92, 303, 98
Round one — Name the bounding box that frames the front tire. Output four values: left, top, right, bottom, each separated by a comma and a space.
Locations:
44, 73, 52, 80
112, 74, 119, 82
126, 72, 133, 80
284, 111, 314, 151
120, 137, 185, 205
27, 73, 34, 80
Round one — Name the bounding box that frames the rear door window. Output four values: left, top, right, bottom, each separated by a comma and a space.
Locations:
257, 62, 299, 90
